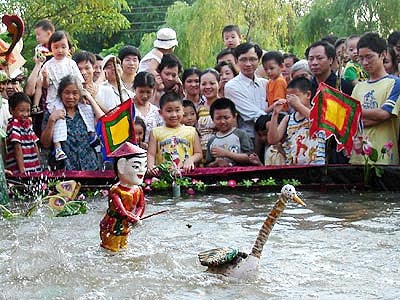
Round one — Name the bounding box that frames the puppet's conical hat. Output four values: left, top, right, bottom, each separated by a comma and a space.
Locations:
109, 142, 146, 157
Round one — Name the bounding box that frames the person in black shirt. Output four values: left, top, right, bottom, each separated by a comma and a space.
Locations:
306, 40, 354, 164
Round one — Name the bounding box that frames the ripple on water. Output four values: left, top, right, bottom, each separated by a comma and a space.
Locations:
175, 200, 212, 209
213, 197, 232, 204
0, 191, 399, 299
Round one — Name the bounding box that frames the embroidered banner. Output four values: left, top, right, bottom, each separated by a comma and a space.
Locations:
310, 82, 362, 153
96, 99, 136, 156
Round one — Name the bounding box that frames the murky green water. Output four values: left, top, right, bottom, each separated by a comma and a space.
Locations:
0, 190, 399, 300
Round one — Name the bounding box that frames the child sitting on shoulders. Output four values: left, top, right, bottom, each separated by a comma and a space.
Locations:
30, 19, 55, 114
262, 51, 287, 112
249, 113, 286, 166
134, 117, 148, 150
147, 91, 202, 175
222, 25, 241, 49
268, 77, 326, 165
34, 19, 54, 63
138, 28, 178, 75
343, 35, 368, 86
6, 92, 41, 173
206, 98, 253, 167
41, 31, 94, 162
182, 100, 198, 127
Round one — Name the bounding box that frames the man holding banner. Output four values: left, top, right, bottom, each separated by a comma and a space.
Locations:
349, 32, 400, 165
307, 40, 354, 164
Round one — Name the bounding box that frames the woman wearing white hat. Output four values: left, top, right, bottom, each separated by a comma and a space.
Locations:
101, 54, 134, 107
138, 28, 178, 75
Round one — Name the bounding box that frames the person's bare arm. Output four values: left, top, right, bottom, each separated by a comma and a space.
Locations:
268, 100, 288, 145
81, 89, 105, 120
34, 143, 40, 162
248, 153, 263, 166
32, 79, 43, 107
13, 143, 25, 173
25, 58, 43, 96
362, 108, 391, 127
210, 147, 249, 164
183, 132, 203, 171
146, 131, 158, 176
287, 94, 310, 118
147, 59, 161, 75
41, 67, 50, 88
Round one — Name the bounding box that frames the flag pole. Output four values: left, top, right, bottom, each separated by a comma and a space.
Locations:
111, 56, 136, 144
112, 57, 123, 104
325, 51, 345, 170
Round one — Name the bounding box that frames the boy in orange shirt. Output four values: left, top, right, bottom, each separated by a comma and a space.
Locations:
262, 51, 287, 112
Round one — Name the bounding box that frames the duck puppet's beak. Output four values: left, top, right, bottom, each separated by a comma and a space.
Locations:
293, 194, 306, 207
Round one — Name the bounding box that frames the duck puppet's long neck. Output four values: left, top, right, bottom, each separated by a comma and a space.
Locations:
250, 195, 287, 258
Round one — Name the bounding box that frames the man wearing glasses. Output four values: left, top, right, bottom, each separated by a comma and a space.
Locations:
225, 42, 267, 144
350, 32, 400, 165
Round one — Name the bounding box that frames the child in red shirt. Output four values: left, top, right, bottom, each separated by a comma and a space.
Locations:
6, 92, 41, 173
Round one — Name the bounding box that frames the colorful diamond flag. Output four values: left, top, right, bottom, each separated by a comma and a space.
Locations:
309, 82, 362, 153
96, 99, 136, 156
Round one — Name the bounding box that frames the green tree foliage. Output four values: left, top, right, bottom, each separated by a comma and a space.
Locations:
164, 0, 230, 69
297, 0, 400, 47
1, 0, 130, 70
2, 0, 130, 35
79, 0, 177, 55
160, 0, 295, 69
124, 0, 176, 46
2, 0, 399, 73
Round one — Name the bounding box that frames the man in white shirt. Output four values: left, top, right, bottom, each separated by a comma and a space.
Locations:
72, 51, 116, 113
224, 42, 267, 141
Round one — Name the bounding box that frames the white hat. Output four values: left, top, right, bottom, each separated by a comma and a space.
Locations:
9, 68, 23, 80
153, 28, 178, 50
101, 54, 119, 70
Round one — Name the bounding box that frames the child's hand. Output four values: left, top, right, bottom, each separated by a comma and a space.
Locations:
154, 72, 165, 91
248, 153, 263, 166
139, 141, 148, 150
81, 89, 94, 104
172, 77, 184, 97
147, 166, 160, 177
182, 158, 195, 172
41, 67, 48, 79
273, 98, 287, 114
214, 158, 231, 167
211, 146, 228, 159
286, 94, 302, 110
84, 84, 98, 98
50, 109, 66, 122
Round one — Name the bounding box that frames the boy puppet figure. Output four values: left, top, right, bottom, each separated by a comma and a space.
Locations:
100, 142, 147, 253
